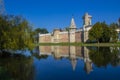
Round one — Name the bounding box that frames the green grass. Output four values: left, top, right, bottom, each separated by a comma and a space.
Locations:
37, 42, 120, 47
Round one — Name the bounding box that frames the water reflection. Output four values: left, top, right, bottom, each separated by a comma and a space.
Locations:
38, 46, 93, 74
1, 46, 120, 80
0, 53, 34, 80
89, 47, 120, 67
38, 46, 120, 74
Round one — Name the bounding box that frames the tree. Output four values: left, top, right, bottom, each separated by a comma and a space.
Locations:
109, 23, 119, 29
100, 22, 111, 42
35, 28, 48, 34
109, 23, 118, 42
0, 15, 34, 53
88, 22, 103, 43
89, 22, 117, 43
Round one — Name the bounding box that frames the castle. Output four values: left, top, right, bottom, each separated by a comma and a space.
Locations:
39, 13, 92, 43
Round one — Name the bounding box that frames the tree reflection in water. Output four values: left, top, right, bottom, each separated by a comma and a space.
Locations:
0, 52, 34, 80
88, 47, 120, 67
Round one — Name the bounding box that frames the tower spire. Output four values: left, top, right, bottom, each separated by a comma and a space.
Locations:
69, 16, 76, 30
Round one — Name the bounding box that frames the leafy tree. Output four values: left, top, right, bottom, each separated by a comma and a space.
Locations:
99, 22, 111, 42
0, 15, 34, 53
109, 23, 119, 42
109, 23, 119, 29
88, 22, 103, 43
89, 22, 118, 43
35, 28, 48, 34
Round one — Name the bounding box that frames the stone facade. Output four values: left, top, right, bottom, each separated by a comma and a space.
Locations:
39, 13, 92, 43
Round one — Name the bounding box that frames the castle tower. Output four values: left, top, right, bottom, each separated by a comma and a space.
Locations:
69, 17, 76, 32
69, 17, 76, 42
83, 13, 92, 27
82, 13, 92, 42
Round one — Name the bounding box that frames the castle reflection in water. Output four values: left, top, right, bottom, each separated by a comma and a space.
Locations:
38, 46, 92, 74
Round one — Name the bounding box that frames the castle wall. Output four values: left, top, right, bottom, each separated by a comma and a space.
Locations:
59, 32, 69, 42
39, 34, 52, 43
53, 29, 60, 43
75, 30, 82, 42
39, 30, 84, 43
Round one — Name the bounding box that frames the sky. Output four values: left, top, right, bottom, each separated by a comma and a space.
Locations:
4, 0, 120, 32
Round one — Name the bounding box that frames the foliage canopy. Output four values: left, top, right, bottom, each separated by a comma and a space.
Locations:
88, 22, 118, 43
0, 15, 34, 53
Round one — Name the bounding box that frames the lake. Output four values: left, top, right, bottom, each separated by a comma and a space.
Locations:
0, 46, 120, 80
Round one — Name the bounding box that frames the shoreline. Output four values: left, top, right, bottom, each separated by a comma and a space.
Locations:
37, 42, 120, 47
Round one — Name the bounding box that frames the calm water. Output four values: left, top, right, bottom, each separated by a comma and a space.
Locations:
0, 46, 120, 80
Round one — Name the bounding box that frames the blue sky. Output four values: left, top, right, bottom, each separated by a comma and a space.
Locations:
5, 0, 120, 32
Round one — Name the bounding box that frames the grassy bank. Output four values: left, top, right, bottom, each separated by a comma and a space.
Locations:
38, 42, 120, 47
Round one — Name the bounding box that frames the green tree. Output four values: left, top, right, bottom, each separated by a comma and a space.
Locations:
88, 22, 103, 43
109, 23, 118, 42
0, 15, 34, 53
35, 28, 48, 34
89, 22, 117, 43
100, 22, 111, 42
